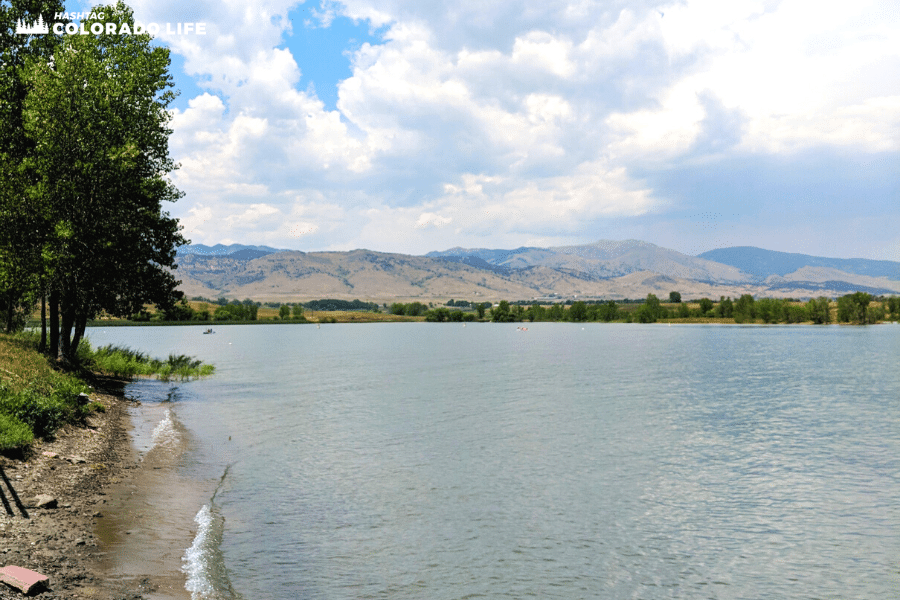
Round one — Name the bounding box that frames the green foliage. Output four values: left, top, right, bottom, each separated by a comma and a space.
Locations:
0, 370, 89, 439
837, 292, 874, 324
90, 345, 153, 377
83, 343, 213, 380
599, 300, 619, 322
424, 307, 451, 322
7, 2, 187, 358
634, 304, 655, 323
867, 303, 885, 324
677, 302, 690, 318
755, 298, 784, 324
631, 294, 661, 323
733, 294, 756, 323
292, 305, 305, 319
161, 299, 197, 321
389, 301, 428, 316
0, 412, 33, 451
526, 303, 545, 322
279, 304, 291, 319
0, 0, 67, 335
885, 297, 900, 319
806, 297, 831, 324
785, 304, 809, 324
646, 294, 661, 318
698, 298, 714, 315
304, 299, 378, 311
568, 301, 588, 322
475, 302, 488, 319
669, 291, 681, 303
491, 300, 514, 322
0, 385, 73, 438
213, 303, 258, 321
405, 302, 427, 316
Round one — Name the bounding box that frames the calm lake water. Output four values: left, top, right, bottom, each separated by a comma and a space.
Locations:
85, 323, 900, 600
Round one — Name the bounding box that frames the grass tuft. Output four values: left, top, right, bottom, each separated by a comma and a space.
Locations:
85, 343, 214, 381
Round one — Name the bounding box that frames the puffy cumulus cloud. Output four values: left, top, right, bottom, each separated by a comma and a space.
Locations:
126, 0, 899, 256
415, 212, 453, 229
650, 0, 900, 154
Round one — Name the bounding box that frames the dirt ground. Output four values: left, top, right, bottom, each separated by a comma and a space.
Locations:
0, 377, 155, 599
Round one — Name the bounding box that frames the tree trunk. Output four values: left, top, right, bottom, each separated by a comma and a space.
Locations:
49, 288, 59, 359
60, 304, 73, 362
4, 291, 12, 334
39, 292, 47, 353
70, 314, 87, 361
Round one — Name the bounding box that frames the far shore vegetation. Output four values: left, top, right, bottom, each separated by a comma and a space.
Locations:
27, 291, 900, 327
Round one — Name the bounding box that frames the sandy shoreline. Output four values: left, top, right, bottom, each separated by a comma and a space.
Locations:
0, 376, 189, 599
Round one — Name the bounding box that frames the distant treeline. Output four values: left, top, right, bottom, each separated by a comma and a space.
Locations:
134, 298, 261, 322
136, 292, 898, 325
303, 299, 380, 312
430, 292, 899, 324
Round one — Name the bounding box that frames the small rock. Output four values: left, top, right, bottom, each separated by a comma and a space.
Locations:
32, 495, 58, 509
41, 451, 59, 458
74, 538, 85, 546
68, 456, 87, 464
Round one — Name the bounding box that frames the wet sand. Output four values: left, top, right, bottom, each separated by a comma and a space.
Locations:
0, 376, 199, 599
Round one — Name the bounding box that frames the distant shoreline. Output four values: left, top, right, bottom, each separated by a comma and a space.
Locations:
56, 318, 899, 327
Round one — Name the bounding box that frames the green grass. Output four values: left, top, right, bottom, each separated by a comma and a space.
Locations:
85, 343, 215, 381
0, 331, 214, 453
0, 412, 33, 451
0, 332, 93, 451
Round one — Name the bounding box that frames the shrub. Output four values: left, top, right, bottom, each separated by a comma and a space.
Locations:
0, 413, 33, 451
0, 384, 78, 438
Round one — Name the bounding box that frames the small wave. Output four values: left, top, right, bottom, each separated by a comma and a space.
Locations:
182, 504, 240, 599
150, 409, 179, 449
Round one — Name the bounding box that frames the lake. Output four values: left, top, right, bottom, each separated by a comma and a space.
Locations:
85, 323, 900, 599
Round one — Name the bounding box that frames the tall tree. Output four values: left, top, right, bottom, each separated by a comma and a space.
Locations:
23, 2, 186, 360
0, 1, 67, 336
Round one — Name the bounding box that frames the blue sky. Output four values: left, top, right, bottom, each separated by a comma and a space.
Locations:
67, 0, 900, 260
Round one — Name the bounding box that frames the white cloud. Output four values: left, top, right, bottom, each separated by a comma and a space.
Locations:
105, 0, 900, 256
415, 212, 453, 229
652, 0, 900, 153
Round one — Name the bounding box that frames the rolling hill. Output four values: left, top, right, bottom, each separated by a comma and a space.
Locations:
172, 241, 900, 303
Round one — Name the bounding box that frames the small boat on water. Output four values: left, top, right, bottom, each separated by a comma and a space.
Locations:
203, 328, 215, 334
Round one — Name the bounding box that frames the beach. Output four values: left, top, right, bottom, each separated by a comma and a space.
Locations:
0, 377, 185, 600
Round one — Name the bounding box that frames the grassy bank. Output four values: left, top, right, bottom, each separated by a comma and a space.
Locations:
0, 332, 213, 452
0, 333, 93, 451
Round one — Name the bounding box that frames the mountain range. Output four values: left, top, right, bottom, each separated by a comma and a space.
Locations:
173, 241, 900, 303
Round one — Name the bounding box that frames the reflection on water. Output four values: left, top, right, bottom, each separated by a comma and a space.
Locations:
88, 323, 900, 600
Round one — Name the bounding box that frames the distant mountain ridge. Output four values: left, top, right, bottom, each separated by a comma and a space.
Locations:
698, 246, 900, 280
172, 240, 900, 302
178, 243, 284, 257
429, 239, 751, 283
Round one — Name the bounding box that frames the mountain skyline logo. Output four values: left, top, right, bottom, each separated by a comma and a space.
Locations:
15, 15, 49, 35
